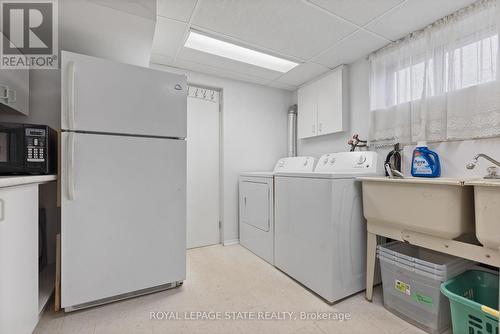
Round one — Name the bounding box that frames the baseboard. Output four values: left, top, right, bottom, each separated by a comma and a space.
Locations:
223, 239, 240, 246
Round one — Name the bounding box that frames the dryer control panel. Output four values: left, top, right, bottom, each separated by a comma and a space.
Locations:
274, 156, 315, 173
315, 151, 378, 174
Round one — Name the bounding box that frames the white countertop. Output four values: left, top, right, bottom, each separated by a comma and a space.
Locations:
464, 179, 500, 187
357, 176, 466, 186
0, 175, 57, 188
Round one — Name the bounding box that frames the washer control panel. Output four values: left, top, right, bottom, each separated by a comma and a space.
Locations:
274, 156, 316, 172
315, 151, 378, 174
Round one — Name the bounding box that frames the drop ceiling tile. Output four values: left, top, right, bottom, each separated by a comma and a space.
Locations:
177, 47, 284, 81
191, 0, 357, 60
89, 0, 156, 20
366, 0, 478, 41
157, 0, 197, 22
266, 81, 296, 91
151, 17, 187, 57
313, 29, 389, 68
150, 53, 174, 65
275, 62, 330, 86
173, 58, 272, 86
306, 0, 405, 26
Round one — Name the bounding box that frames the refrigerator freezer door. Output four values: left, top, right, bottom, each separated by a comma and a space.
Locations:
61, 132, 186, 308
61, 51, 187, 138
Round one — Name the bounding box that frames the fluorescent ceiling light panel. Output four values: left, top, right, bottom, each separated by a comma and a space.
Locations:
184, 31, 299, 73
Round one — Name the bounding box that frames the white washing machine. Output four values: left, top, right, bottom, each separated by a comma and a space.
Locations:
274, 151, 379, 303
239, 156, 315, 264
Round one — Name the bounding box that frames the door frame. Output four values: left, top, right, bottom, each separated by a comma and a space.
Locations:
187, 83, 224, 246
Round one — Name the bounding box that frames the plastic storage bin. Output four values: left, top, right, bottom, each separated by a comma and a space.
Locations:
377, 242, 473, 334
377, 241, 470, 279
441, 270, 499, 334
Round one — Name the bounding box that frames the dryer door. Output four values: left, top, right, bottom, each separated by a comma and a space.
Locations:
240, 181, 271, 232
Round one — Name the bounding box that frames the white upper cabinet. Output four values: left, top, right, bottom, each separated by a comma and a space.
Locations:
297, 82, 318, 138
0, 68, 29, 116
0, 34, 30, 116
297, 66, 348, 139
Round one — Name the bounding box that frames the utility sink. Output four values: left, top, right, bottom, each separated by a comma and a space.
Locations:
465, 179, 500, 249
359, 177, 474, 239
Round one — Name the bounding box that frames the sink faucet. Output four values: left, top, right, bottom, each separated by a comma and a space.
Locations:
466, 154, 500, 179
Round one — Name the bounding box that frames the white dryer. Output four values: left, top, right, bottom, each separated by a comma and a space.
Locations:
239, 157, 315, 264
274, 152, 379, 303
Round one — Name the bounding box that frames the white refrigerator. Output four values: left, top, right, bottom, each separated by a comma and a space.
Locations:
60, 51, 187, 311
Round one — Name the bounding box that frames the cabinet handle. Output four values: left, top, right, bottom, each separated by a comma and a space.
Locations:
244, 197, 247, 206
0, 85, 14, 103
318, 123, 323, 133
0, 86, 8, 101
0, 199, 4, 222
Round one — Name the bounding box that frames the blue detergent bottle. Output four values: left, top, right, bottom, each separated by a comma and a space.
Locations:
411, 142, 441, 178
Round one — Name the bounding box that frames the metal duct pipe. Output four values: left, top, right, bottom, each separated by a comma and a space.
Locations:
287, 104, 298, 157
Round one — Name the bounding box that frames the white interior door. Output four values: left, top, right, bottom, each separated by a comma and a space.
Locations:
187, 89, 220, 249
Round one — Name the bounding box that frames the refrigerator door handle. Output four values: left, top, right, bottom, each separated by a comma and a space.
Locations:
67, 61, 76, 130
67, 132, 76, 200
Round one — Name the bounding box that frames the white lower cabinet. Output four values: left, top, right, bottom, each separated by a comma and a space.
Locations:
0, 185, 39, 334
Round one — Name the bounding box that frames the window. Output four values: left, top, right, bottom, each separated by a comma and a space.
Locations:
448, 34, 498, 90
393, 60, 434, 104
369, 0, 500, 147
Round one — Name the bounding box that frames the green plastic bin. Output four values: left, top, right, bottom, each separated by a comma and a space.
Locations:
440, 270, 499, 334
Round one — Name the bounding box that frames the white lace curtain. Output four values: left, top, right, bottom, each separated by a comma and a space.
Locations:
369, 0, 500, 147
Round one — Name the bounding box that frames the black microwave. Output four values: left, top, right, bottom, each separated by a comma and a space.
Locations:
0, 122, 57, 175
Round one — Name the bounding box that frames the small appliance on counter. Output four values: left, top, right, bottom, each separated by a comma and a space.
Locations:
0, 122, 57, 175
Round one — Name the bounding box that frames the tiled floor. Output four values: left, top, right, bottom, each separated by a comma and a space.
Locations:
35, 245, 426, 334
